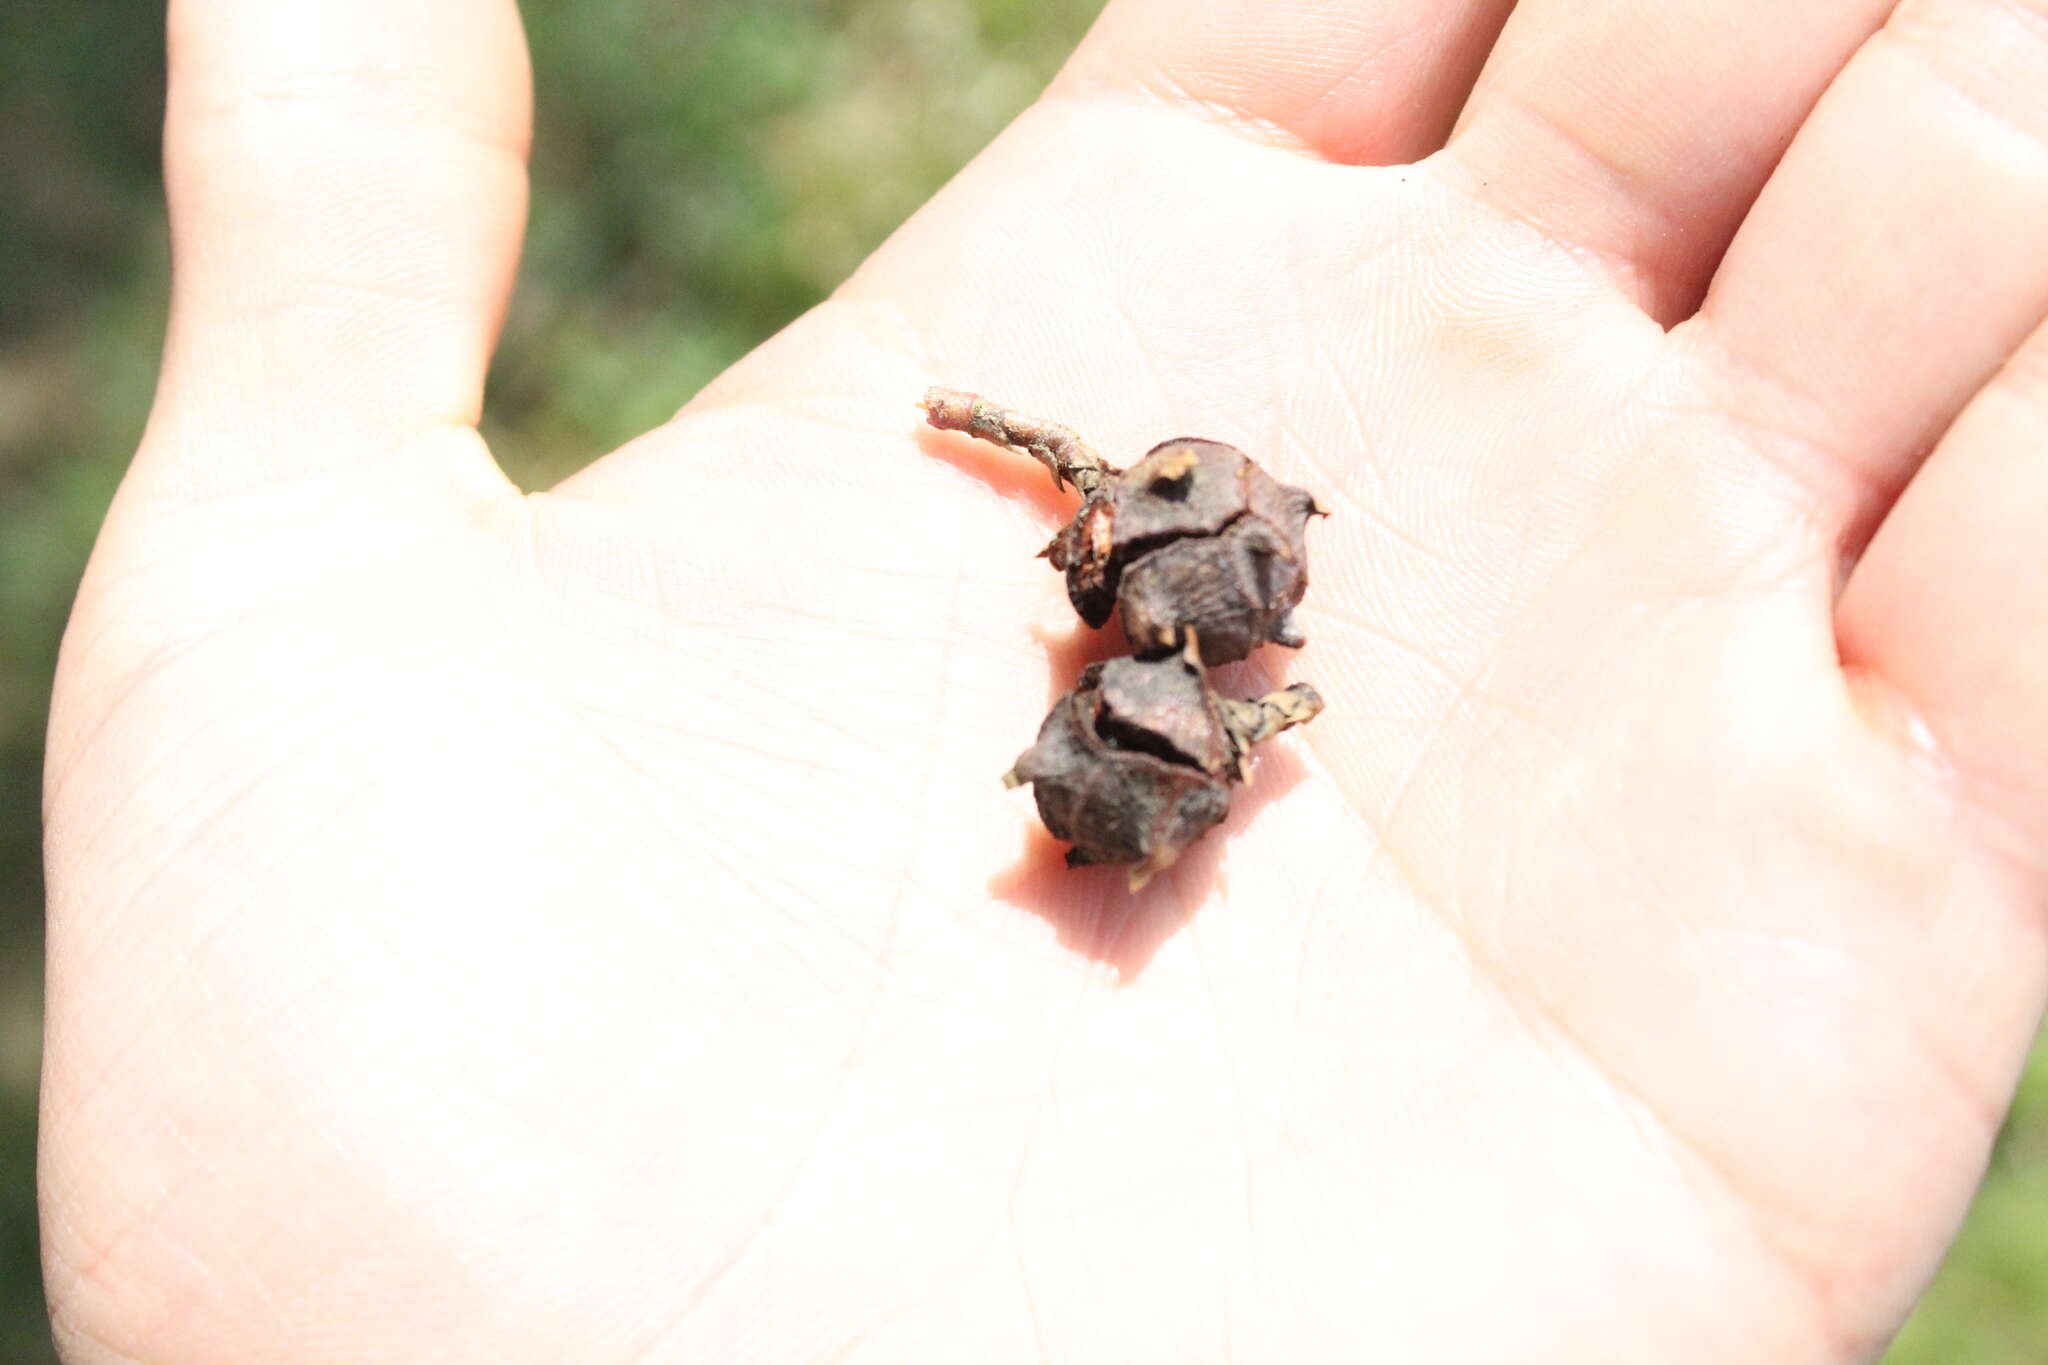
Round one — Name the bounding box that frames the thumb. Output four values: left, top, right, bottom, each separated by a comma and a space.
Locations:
146, 0, 530, 498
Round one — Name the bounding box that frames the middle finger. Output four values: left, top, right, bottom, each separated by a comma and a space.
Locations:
1443, 0, 1897, 322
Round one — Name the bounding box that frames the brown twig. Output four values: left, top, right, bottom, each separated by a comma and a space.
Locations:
1221, 684, 1324, 779
918, 387, 1121, 498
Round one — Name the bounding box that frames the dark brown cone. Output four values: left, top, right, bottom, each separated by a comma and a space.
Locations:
1004, 645, 1322, 889
1046, 438, 1321, 664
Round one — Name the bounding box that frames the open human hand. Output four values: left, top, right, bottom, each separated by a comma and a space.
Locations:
41, 0, 2048, 1359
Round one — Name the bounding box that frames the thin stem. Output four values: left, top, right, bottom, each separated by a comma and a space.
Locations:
918, 387, 1121, 497
1222, 684, 1325, 762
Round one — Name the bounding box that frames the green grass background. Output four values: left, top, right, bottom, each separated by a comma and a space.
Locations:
1, 1, 2041, 1358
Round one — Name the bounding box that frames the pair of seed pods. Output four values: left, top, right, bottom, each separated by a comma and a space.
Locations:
920, 388, 1326, 890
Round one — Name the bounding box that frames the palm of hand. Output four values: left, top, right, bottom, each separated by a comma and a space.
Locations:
43, 5, 2048, 1363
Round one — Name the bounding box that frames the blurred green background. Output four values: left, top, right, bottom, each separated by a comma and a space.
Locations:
1, 1, 2042, 1360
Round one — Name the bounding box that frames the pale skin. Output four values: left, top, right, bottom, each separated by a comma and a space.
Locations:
38, 0, 2048, 1359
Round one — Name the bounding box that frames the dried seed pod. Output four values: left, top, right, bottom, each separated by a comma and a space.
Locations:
1054, 438, 1322, 664
921, 388, 1323, 665
1003, 640, 1324, 890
